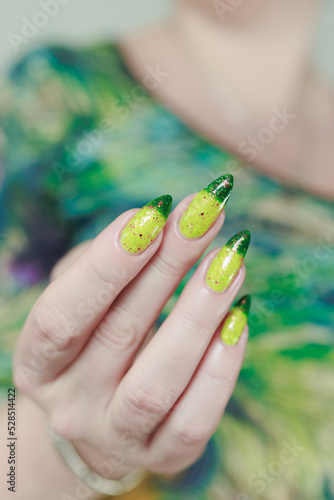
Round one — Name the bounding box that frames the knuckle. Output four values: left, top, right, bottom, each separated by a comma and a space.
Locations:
48, 398, 89, 442
170, 418, 212, 446
178, 309, 212, 338
49, 410, 80, 442
151, 252, 185, 280
30, 300, 80, 353
30, 302, 58, 345
94, 307, 138, 352
124, 384, 163, 417
122, 375, 172, 420
205, 367, 237, 390
85, 257, 129, 292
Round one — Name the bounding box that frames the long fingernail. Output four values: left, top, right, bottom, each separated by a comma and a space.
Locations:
121, 195, 173, 253
179, 174, 234, 239
206, 230, 251, 292
221, 295, 251, 346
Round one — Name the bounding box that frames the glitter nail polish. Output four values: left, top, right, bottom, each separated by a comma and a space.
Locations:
120, 195, 173, 253
179, 174, 234, 239
221, 295, 251, 346
206, 230, 251, 292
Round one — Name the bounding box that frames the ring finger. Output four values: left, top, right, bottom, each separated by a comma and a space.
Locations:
107, 236, 250, 456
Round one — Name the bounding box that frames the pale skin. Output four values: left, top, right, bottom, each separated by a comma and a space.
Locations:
1, 1, 333, 499
1, 195, 247, 500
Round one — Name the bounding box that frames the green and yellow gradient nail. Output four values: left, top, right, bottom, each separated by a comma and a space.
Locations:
206, 230, 251, 292
179, 174, 234, 239
221, 295, 251, 346
121, 195, 173, 253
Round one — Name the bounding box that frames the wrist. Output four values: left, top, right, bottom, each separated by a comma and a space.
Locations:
49, 428, 148, 496
1, 396, 103, 500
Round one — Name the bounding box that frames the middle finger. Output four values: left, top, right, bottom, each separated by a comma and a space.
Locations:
76, 175, 234, 388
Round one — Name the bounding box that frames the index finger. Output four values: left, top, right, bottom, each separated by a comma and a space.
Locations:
13, 195, 172, 388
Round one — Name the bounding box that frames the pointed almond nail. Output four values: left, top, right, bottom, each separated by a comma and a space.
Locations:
179, 174, 234, 239
221, 295, 251, 346
120, 195, 173, 253
206, 230, 251, 292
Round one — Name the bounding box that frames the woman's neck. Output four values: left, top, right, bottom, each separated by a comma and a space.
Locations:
177, 0, 316, 34
119, 1, 334, 199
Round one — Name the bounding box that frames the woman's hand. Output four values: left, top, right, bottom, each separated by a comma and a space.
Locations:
13, 175, 250, 483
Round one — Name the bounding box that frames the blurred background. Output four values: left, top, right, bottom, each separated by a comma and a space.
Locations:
1, 2, 334, 500
1, 0, 334, 83
0, 0, 171, 72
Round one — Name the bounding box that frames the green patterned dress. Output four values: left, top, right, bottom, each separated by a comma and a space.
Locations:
0, 44, 333, 500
